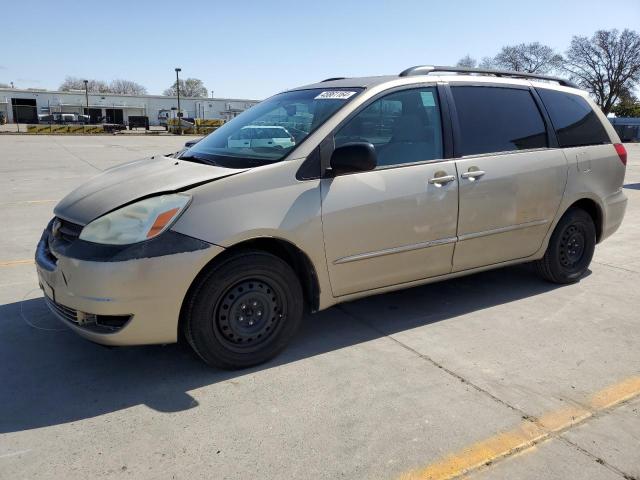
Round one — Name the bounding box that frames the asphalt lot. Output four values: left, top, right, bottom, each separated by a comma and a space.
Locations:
0, 135, 639, 480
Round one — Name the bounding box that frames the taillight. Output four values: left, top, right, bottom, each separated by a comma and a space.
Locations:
614, 143, 627, 166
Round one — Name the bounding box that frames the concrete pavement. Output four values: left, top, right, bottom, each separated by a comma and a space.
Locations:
0, 136, 638, 479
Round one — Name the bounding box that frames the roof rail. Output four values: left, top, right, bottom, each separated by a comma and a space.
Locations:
398, 65, 578, 89
321, 77, 347, 82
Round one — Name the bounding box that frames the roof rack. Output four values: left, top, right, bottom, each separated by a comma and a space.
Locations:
398, 65, 578, 89
321, 77, 347, 82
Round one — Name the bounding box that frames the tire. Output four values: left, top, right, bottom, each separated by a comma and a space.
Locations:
184, 251, 304, 369
535, 208, 596, 284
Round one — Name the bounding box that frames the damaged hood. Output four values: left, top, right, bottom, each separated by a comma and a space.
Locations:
54, 156, 245, 225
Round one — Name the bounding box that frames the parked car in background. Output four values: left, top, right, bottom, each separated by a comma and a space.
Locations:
227, 125, 295, 149
36, 65, 627, 369
41, 113, 91, 124
609, 117, 640, 142
52, 113, 76, 124
158, 109, 171, 127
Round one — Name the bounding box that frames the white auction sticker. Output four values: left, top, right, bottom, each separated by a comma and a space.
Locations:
314, 91, 357, 100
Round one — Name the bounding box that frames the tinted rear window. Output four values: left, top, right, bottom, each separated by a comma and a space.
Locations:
537, 89, 610, 148
451, 86, 547, 156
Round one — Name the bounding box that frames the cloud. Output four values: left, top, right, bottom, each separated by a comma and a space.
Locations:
0, 66, 7, 70
17, 78, 41, 84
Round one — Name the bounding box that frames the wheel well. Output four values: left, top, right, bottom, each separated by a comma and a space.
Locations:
569, 198, 603, 242
179, 238, 320, 339
224, 238, 320, 312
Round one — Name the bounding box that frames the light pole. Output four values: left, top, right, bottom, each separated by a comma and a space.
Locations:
83, 80, 89, 122
175, 67, 182, 135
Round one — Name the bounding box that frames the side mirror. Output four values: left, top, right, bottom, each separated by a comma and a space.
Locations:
330, 142, 377, 176
184, 138, 202, 148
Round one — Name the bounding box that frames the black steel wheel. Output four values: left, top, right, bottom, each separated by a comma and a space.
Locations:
558, 224, 587, 269
536, 208, 596, 284
184, 251, 304, 369
214, 278, 286, 352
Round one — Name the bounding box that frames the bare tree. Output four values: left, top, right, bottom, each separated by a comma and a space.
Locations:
478, 57, 496, 69
163, 78, 208, 97
563, 29, 640, 114
108, 79, 147, 95
59, 77, 110, 93
59, 77, 148, 95
456, 55, 477, 68
490, 42, 563, 73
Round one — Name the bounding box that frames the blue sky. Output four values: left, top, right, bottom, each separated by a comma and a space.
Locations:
1, 0, 638, 99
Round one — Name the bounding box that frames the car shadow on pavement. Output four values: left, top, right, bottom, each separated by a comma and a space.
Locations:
623, 182, 640, 190
0, 264, 563, 434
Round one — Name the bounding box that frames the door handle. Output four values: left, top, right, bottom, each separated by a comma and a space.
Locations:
461, 169, 486, 180
428, 174, 456, 185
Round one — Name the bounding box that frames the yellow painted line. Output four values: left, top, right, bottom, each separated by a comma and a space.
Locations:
0, 199, 57, 206
398, 375, 640, 480
0, 259, 34, 267
23, 199, 57, 204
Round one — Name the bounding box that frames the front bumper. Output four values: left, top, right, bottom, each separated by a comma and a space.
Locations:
35, 223, 223, 346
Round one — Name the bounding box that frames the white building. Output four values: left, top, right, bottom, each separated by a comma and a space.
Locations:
0, 87, 259, 126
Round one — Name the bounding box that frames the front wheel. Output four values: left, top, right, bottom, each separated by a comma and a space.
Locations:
184, 251, 304, 369
535, 208, 596, 284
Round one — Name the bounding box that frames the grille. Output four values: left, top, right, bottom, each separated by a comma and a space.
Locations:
44, 295, 132, 333
44, 295, 80, 324
43, 295, 132, 333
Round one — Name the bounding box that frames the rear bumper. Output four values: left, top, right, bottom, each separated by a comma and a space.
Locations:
601, 189, 628, 242
35, 228, 223, 346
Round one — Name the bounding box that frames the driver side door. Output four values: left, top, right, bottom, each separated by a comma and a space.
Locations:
320, 87, 459, 297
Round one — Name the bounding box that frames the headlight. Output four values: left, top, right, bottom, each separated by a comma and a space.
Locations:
79, 194, 191, 245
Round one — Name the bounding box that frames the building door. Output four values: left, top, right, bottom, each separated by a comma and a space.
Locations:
11, 98, 37, 123
84, 108, 102, 124
105, 108, 124, 124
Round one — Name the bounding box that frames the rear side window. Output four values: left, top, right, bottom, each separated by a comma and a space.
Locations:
536, 89, 610, 148
451, 86, 547, 156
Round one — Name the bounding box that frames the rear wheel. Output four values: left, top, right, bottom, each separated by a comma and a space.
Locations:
535, 208, 596, 284
184, 251, 304, 369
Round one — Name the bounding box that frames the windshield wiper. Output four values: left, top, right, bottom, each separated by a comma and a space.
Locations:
178, 153, 218, 166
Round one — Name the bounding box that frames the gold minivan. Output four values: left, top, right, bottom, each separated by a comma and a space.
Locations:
36, 66, 628, 368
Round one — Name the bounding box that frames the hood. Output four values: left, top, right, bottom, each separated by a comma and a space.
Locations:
54, 156, 245, 225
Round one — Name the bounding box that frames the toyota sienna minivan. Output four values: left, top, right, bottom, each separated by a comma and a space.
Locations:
36, 65, 628, 368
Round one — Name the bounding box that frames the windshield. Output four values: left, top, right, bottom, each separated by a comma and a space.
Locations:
183, 88, 363, 168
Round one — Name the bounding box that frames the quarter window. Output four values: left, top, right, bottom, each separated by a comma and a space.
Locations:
334, 88, 443, 167
536, 89, 610, 148
451, 86, 548, 156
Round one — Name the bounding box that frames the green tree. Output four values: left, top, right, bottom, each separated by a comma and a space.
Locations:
611, 90, 640, 117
